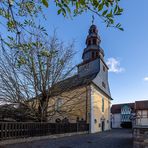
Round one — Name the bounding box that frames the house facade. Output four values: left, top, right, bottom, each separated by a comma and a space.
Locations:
44, 24, 112, 133
111, 100, 148, 128
135, 100, 148, 126
111, 103, 134, 128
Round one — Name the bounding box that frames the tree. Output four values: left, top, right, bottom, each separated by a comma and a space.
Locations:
0, 31, 76, 121
0, 0, 123, 122
0, 0, 123, 33
0, 0, 123, 78
49, 0, 123, 30
0, 0, 123, 47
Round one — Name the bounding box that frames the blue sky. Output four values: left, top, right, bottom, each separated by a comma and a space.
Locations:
1, 0, 148, 104
44, 0, 148, 104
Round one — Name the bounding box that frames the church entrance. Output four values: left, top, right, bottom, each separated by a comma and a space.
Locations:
101, 121, 105, 131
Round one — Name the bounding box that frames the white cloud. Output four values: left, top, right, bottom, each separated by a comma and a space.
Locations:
144, 77, 148, 81
106, 57, 125, 73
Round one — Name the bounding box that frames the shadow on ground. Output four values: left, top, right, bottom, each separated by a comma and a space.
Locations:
2, 129, 133, 148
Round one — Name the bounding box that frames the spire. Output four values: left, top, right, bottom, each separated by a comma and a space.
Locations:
82, 24, 104, 62
92, 15, 95, 25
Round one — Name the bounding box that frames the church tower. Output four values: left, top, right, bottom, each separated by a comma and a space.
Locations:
78, 24, 111, 97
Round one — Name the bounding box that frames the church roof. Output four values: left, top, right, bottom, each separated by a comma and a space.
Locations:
50, 72, 112, 100
31, 72, 111, 101
50, 73, 97, 96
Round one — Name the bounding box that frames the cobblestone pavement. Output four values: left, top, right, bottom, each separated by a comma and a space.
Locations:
3, 129, 133, 148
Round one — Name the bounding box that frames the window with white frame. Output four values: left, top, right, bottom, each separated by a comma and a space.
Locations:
55, 98, 63, 111
102, 97, 104, 112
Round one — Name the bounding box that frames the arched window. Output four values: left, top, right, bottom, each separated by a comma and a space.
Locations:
55, 98, 63, 111
93, 39, 97, 45
102, 97, 104, 112
96, 51, 99, 57
88, 40, 91, 45
92, 52, 95, 59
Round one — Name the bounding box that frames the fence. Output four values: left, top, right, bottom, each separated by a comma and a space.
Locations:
0, 122, 89, 140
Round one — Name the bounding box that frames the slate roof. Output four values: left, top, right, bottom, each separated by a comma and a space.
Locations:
111, 103, 134, 114
135, 100, 148, 110
50, 73, 98, 96
30, 73, 98, 101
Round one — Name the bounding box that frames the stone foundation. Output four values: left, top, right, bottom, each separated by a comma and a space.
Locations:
133, 126, 148, 148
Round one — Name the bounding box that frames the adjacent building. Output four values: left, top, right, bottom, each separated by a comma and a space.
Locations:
135, 100, 148, 126
111, 100, 148, 128
111, 103, 134, 128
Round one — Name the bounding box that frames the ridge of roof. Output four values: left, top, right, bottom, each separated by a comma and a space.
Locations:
111, 103, 135, 114
112, 103, 134, 106
30, 73, 98, 101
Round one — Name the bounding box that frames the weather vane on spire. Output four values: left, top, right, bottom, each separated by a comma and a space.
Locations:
92, 15, 95, 25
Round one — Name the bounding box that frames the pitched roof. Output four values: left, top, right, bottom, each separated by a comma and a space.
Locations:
111, 103, 134, 114
50, 73, 98, 96
30, 73, 98, 101
135, 100, 148, 110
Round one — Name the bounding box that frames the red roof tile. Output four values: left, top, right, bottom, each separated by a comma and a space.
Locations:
135, 100, 148, 110
111, 103, 134, 114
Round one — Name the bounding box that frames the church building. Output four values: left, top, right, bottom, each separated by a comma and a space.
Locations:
46, 24, 112, 133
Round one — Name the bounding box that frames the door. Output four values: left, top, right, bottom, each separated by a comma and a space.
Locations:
101, 121, 105, 131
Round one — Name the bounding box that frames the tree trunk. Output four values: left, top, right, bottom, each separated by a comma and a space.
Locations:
38, 96, 48, 122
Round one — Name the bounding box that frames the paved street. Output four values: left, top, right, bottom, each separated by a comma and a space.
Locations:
3, 129, 133, 148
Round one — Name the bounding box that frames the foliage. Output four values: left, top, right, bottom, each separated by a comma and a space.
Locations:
0, 0, 123, 68
0, 32, 76, 121
0, 0, 123, 122
53, 0, 123, 30
0, 0, 123, 41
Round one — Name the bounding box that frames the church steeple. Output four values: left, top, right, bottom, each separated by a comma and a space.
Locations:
78, 24, 108, 78
82, 24, 104, 62
77, 23, 111, 98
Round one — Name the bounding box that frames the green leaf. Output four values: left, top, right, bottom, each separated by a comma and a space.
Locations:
119, 27, 124, 31
116, 23, 121, 27
79, 0, 85, 5
58, 9, 62, 15
93, 0, 99, 7
64, 3, 71, 14
8, 36, 14, 41
76, 1, 79, 9
115, 12, 121, 15
66, 6, 71, 14
42, 0, 48, 8
106, 10, 113, 18
119, 8, 123, 13
61, 8, 66, 16
102, 10, 108, 16
105, 2, 109, 7
7, 21, 15, 29
109, 18, 114, 24
114, 5, 118, 14
98, 3, 103, 11
115, 7, 123, 15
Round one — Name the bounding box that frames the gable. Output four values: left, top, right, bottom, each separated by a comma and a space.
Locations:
92, 59, 111, 98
